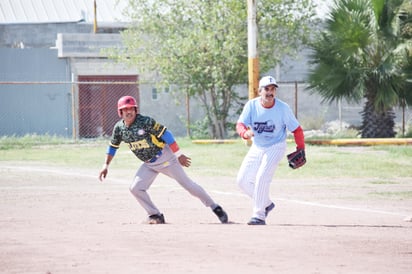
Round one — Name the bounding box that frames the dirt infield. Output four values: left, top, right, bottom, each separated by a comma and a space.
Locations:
1, 162, 411, 274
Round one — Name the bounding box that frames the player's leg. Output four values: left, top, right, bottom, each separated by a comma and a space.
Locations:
252, 143, 286, 221
129, 164, 162, 219
236, 145, 262, 198
159, 154, 228, 223
163, 159, 215, 206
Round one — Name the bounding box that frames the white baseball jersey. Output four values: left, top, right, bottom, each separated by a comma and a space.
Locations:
237, 97, 299, 147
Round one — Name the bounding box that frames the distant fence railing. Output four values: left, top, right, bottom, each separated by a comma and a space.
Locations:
0, 80, 139, 140
1, 81, 411, 139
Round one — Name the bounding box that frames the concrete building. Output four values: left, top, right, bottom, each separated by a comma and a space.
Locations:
1, 0, 410, 138
1, 0, 171, 138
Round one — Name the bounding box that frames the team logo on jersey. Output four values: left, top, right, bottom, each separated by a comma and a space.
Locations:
129, 140, 150, 150
138, 129, 145, 135
253, 120, 275, 133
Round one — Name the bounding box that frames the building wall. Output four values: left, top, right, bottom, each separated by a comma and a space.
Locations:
137, 84, 206, 137
0, 30, 410, 138
0, 48, 73, 136
1, 47, 411, 138
0, 23, 93, 48
0, 48, 199, 138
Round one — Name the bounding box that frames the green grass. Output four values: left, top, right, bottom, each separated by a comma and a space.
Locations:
1, 135, 412, 180
369, 191, 412, 199
369, 180, 399, 185
0, 134, 75, 150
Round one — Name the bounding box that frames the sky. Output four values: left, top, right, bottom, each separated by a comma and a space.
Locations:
313, 0, 332, 18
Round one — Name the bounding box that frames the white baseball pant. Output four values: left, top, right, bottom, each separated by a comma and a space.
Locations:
237, 142, 286, 220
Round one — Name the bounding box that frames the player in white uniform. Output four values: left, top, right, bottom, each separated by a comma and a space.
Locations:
236, 76, 305, 225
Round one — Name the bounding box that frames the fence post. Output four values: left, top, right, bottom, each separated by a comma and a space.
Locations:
294, 81, 298, 119
186, 92, 191, 137
71, 75, 77, 141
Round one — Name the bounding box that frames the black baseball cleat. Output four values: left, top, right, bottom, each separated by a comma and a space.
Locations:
265, 202, 275, 217
247, 217, 266, 225
213, 205, 228, 223
147, 213, 165, 224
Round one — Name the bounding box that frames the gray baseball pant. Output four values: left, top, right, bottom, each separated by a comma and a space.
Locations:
129, 146, 215, 216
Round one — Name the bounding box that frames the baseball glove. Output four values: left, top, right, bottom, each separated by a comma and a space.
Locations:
287, 149, 306, 169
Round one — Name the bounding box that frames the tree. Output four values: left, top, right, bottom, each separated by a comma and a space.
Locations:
307, 0, 410, 138
396, 0, 412, 136
112, 0, 315, 138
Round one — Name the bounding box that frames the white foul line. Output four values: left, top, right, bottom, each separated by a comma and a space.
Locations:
212, 191, 409, 218
1, 165, 409, 218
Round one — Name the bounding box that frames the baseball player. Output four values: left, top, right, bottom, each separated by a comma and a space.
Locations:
98, 95, 228, 224
236, 76, 305, 225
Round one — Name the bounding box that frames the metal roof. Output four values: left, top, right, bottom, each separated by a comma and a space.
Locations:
0, 0, 128, 24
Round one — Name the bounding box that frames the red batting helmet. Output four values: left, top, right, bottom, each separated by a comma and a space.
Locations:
117, 95, 137, 117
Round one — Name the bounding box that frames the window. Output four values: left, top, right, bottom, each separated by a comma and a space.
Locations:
152, 88, 158, 100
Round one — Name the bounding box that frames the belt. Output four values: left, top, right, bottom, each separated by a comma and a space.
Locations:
146, 150, 162, 163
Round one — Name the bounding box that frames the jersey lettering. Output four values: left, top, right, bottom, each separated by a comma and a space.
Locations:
110, 114, 168, 162
253, 121, 275, 133
129, 139, 150, 150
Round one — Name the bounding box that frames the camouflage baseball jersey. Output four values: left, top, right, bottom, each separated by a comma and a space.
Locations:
109, 114, 167, 162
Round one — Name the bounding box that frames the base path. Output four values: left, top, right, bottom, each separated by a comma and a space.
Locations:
0, 163, 411, 274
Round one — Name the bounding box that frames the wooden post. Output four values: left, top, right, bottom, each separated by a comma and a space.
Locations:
93, 0, 98, 33
247, 0, 259, 99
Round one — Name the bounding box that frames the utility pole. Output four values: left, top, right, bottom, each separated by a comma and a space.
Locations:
247, 0, 259, 99
93, 0, 98, 33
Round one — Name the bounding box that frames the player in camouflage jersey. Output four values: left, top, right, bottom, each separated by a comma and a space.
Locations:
99, 95, 228, 224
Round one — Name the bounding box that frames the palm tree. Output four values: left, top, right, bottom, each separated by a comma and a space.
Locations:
397, 0, 412, 136
307, 0, 407, 138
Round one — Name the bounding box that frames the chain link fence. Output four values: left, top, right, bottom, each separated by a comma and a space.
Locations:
0, 80, 138, 140
278, 82, 412, 136
1, 81, 411, 139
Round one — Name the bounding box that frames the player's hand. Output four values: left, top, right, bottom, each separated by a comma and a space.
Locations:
178, 154, 191, 167
244, 129, 254, 139
99, 166, 108, 181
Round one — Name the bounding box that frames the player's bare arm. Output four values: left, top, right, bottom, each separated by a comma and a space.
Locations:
99, 151, 115, 181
